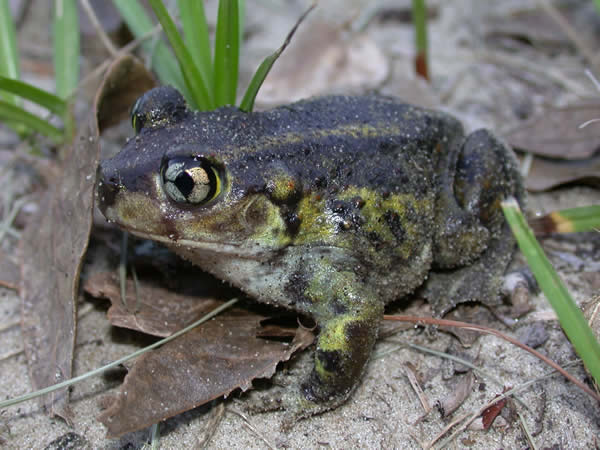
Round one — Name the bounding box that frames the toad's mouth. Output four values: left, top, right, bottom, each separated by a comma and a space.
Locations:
115, 224, 278, 260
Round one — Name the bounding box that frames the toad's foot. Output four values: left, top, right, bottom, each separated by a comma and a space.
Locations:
424, 128, 526, 316
244, 381, 347, 430
247, 268, 384, 428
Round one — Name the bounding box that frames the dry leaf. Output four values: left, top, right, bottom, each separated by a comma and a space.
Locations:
256, 21, 388, 107
524, 153, 600, 192
19, 55, 155, 419
484, 8, 570, 48
98, 310, 314, 438
482, 394, 508, 430
505, 102, 600, 160
436, 371, 475, 418
84, 272, 226, 337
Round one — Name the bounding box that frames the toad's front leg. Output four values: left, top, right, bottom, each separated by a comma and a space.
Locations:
288, 267, 384, 421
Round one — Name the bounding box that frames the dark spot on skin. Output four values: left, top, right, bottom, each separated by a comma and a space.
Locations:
378, 141, 399, 155
344, 320, 370, 344
350, 213, 365, 227
283, 270, 310, 308
384, 210, 405, 242
330, 298, 348, 315
353, 263, 369, 279
314, 176, 328, 189
284, 211, 301, 236
351, 196, 365, 209
328, 199, 366, 232
394, 171, 411, 187
367, 231, 383, 250
316, 349, 343, 374
302, 379, 320, 402
338, 220, 352, 231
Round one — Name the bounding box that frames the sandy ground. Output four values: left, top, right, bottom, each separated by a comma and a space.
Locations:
1, 0, 600, 448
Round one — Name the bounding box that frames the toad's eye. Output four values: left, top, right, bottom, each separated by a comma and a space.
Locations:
161, 157, 222, 205
130, 86, 187, 134
130, 96, 145, 133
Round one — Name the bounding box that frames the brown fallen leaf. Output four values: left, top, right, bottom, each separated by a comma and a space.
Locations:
524, 153, 600, 192
256, 21, 388, 107
484, 7, 571, 48
505, 102, 600, 160
98, 310, 314, 438
481, 392, 508, 430
19, 55, 155, 419
84, 271, 226, 337
436, 371, 475, 418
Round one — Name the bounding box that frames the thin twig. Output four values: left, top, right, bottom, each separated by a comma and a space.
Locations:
426, 408, 472, 449
0, 197, 27, 242
68, 24, 163, 101
227, 407, 276, 450
79, 0, 119, 57
197, 402, 225, 449
517, 409, 538, 450
149, 422, 160, 450
404, 362, 431, 414
0, 348, 24, 362
0, 319, 21, 333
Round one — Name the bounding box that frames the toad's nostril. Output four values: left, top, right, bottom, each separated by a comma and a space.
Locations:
96, 164, 120, 213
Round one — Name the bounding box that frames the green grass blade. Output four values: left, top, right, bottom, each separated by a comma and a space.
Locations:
148, 0, 212, 109
213, 0, 239, 107
0, 0, 25, 138
0, 100, 63, 141
502, 198, 600, 386
530, 205, 600, 234
411, 0, 428, 79
239, 3, 314, 113
0, 76, 67, 116
53, 0, 80, 99
112, 0, 188, 97
0, 0, 21, 106
177, 0, 213, 95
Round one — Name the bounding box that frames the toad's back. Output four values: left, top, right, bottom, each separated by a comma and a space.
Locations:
204, 95, 463, 198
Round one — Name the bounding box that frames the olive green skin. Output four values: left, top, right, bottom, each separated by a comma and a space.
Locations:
97, 87, 524, 418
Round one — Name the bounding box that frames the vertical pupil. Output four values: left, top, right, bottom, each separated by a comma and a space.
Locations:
175, 171, 194, 197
